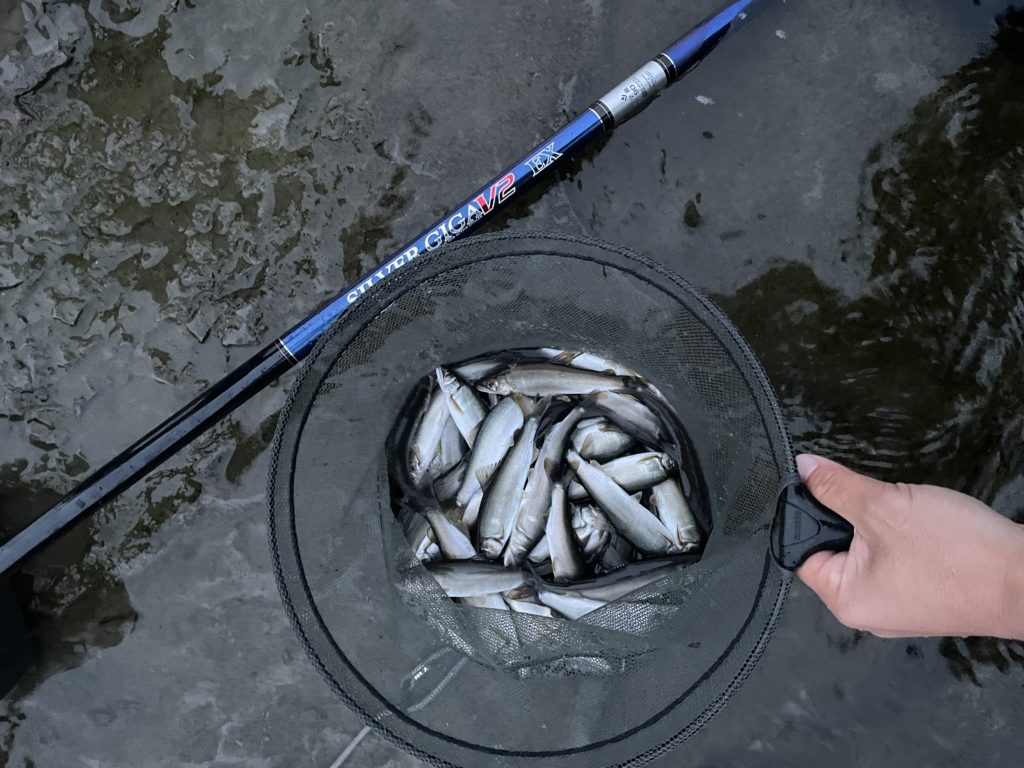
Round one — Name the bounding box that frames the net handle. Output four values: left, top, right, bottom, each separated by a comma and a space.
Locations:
770, 478, 855, 570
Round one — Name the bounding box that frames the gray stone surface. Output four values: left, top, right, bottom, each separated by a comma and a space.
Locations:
1, 0, 1022, 766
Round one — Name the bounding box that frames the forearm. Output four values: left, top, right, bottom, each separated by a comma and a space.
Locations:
996, 523, 1024, 640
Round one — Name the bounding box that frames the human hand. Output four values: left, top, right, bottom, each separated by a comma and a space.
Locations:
795, 454, 1024, 640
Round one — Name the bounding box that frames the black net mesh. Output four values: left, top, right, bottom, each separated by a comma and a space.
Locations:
268, 232, 795, 768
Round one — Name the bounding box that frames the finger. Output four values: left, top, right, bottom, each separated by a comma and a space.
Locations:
795, 549, 848, 612
795, 453, 887, 527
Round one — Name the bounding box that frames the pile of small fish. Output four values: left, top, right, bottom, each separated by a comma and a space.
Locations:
394, 349, 703, 621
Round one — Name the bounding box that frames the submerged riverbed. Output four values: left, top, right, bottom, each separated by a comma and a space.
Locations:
1, 1, 1022, 765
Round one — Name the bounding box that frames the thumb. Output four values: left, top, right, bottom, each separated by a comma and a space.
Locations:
796, 549, 848, 611
796, 453, 884, 527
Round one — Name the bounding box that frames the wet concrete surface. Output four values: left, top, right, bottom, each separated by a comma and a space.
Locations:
1, 0, 1023, 765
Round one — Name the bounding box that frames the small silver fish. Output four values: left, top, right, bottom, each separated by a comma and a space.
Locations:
461, 489, 484, 530
571, 504, 613, 563
535, 559, 681, 619
436, 367, 488, 446
542, 349, 668, 399
503, 405, 588, 567
423, 542, 442, 562
428, 417, 465, 480
408, 389, 452, 485
596, 529, 634, 572
433, 457, 468, 503
460, 593, 509, 610
546, 482, 586, 581
527, 534, 550, 564
649, 479, 701, 552
570, 417, 635, 461
505, 600, 556, 617
566, 451, 676, 500
455, 396, 524, 507
540, 348, 640, 378
426, 561, 526, 597
424, 508, 476, 560
503, 586, 557, 617
502, 466, 545, 567
478, 417, 541, 558
478, 364, 628, 397
504, 585, 541, 602
566, 450, 674, 556
398, 507, 436, 561
533, 590, 603, 620
452, 359, 504, 383
592, 391, 663, 446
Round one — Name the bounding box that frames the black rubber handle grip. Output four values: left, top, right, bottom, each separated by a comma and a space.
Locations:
771, 479, 854, 570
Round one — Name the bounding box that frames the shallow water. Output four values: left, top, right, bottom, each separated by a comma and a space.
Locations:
1, 0, 1022, 765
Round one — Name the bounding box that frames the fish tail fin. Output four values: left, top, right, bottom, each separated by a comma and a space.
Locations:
474, 463, 500, 487
516, 395, 551, 419
549, 350, 580, 365
503, 544, 523, 569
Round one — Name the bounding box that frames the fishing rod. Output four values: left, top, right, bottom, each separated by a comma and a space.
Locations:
0, 0, 760, 576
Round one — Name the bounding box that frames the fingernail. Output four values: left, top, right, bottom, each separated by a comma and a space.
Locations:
796, 453, 822, 482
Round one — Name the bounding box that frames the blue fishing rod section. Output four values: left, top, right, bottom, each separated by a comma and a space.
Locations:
280, 0, 756, 361
277, 112, 603, 360
0, 0, 759, 575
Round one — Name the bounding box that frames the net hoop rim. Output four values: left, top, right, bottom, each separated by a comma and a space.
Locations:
268, 230, 796, 765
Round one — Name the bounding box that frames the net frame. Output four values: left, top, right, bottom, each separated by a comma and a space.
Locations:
268, 231, 796, 767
